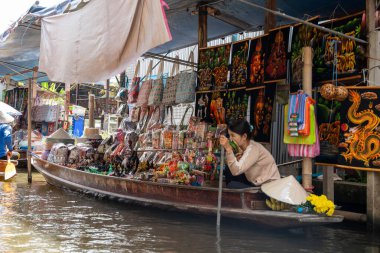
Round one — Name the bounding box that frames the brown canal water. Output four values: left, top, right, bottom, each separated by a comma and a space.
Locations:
1, 172, 380, 253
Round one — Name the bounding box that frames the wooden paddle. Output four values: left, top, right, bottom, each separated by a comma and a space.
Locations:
4, 155, 16, 181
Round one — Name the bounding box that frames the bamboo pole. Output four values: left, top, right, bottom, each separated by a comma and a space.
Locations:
88, 94, 95, 128
302, 47, 313, 191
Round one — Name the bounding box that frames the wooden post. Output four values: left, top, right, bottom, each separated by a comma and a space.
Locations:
65, 83, 70, 122
106, 79, 110, 115
323, 166, 334, 201
198, 4, 208, 48
366, 0, 380, 232
76, 83, 79, 105
88, 94, 95, 128
302, 47, 313, 191
27, 78, 33, 183
27, 67, 38, 183
264, 0, 276, 33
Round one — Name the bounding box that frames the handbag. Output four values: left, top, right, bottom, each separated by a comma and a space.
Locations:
128, 61, 141, 104
148, 61, 164, 106
175, 51, 197, 104
162, 56, 179, 106
136, 60, 153, 107
130, 106, 141, 123
115, 76, 129, 103
178, 105, 195, 131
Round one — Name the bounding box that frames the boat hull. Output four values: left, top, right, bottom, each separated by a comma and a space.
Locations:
32, 157, 344, 228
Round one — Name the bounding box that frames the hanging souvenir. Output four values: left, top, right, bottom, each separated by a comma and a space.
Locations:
195, 92, 211, 121
290, 17, 319, 92
230, 40, 250, 88
128, 61, 141, 104
225, 90, 249, 121
176, 51, 197, 104
162, 56, 179, 106
247, 35, 268, 87
337, 87, 380, 171
264, 26, 290, 82
136, 60, 153, 107
209, 91, 226, 126
250, 84, 276, 143
315, 94, 341, 164
313, 12, 366, 82
198, 44, 231, 91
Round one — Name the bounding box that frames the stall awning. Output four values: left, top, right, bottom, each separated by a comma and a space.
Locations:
0, 0, 365, 82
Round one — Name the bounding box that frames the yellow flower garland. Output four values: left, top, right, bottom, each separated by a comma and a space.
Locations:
306, 194, 335, 216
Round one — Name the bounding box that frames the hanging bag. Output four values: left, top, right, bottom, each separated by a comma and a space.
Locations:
128, 61, 141, 104
136, 60, 153, 107
162, 55, 180, 106
148, 61, 164, 106
175, 51, 197, 104
115, 76, 129, 103
178, 105, 195, 131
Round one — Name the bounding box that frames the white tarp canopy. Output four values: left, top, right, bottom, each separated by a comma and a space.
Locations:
39, 0, 172, 83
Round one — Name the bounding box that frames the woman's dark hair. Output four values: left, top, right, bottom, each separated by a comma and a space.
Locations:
227, 118, 252, 139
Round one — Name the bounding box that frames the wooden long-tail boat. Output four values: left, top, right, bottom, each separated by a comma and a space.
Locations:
32, 156, 343, 228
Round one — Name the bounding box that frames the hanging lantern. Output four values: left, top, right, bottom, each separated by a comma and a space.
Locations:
334, 86, 349, 101
320, 83, 336, 100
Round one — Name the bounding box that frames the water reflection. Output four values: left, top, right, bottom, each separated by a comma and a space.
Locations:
0, 172, 379, 252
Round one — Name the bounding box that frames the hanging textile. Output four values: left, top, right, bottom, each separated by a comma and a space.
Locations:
283, 104, 316, 145
39, 0, 172, 83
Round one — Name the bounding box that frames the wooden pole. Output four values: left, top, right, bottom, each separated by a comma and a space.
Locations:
76, 83, 79, 105
198, 4, 208, 49
27, 78, 33, 183
366, 0, 380, 232
302, 47, 313, 191
88, 94, 95, 128
264, 0, 276, 33
65, 83, 70, 122
105, 79, 110, 115
323, 165, 334, 201
27, 67, 38, 183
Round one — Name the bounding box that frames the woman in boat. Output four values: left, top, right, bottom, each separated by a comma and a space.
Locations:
0, 111, 14, 160
219, 118, 280, 188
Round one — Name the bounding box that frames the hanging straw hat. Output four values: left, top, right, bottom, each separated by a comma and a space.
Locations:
261, 175, 309, 205
0, 111, 14, 124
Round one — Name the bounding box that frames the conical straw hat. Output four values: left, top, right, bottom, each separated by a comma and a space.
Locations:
261, 175, 308, 205
0, 111, 14, 124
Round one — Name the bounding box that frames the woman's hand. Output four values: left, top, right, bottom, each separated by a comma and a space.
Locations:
219, 135, 232, 153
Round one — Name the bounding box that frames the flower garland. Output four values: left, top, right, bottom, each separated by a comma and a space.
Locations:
297, 194, 335, 216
